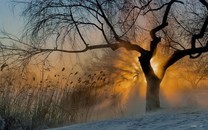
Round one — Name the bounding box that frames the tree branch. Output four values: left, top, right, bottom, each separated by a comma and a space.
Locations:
149, 0, 181, 55
37, 42, 147, 55
199, 0, 208, 9
164, 0, 208, 70
164, 45, 208, 69
191, 16, 208, 49
95, 0, 120, 40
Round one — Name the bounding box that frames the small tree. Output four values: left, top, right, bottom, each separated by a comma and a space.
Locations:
1, 0, 208, 112
179, 54, 208, 89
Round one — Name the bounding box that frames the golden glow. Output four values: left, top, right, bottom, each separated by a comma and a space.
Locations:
110, 47, 208, 109
109, 49, 141, 106
2, 47, 207, 115
150, 58, 160, 75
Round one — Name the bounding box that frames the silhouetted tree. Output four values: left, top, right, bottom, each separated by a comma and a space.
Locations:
0, 0, 208, 111
180, 54, 208, 89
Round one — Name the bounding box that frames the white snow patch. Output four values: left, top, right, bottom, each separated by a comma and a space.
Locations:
48, 108, 208, 130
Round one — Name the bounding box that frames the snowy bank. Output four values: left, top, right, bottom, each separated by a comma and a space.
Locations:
48, 108, 208, 130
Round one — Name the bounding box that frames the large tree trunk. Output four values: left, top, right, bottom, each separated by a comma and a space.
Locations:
145, 72, 161, 111
139, 55, 163, 112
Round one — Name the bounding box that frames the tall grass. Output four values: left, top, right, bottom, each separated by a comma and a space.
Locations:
0, 63, 125, 130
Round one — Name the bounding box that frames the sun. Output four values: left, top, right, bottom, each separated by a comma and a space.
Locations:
150, 58, 160, 76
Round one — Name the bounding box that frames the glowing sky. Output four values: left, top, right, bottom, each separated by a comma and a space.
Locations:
0, 0, 24, 35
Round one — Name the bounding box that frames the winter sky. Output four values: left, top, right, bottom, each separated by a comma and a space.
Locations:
0, 0, 24, 35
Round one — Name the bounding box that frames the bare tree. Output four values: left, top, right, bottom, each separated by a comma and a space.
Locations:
0, 0, 208, 112
179, 54, 208, 89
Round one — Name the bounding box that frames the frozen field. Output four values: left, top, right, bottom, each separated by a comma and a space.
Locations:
49, 108, 208, 130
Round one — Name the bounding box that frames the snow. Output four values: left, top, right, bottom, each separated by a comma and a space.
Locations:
48, 108, 208, 130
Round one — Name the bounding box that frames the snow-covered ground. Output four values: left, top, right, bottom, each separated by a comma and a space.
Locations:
48, 108, 208, 130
